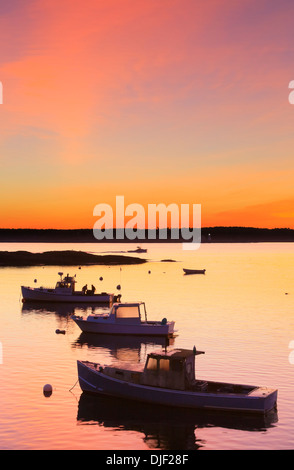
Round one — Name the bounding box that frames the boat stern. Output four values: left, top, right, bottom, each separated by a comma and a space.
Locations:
249, 386, 278, 413
167, 320, 175, 336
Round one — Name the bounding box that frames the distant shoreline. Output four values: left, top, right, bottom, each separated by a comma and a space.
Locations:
0, 227, 294, 243
0, 250, 147, 267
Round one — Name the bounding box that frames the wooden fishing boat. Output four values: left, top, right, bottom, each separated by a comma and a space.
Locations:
77, 347, 277, 414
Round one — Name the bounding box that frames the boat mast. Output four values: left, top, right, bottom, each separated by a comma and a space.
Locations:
143, 302, 147, 322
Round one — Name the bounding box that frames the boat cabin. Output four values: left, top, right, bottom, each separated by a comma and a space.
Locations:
109, 302, 147, 323
141, 348, 205, 391
55, 272, 76, 293
101, 347, 205, 390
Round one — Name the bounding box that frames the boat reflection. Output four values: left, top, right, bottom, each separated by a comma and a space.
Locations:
21, 302, 113, 339
73, 331, 173, 349
77, 393, 278, 450
72, 332, 174, 362
21, 301, 110, 317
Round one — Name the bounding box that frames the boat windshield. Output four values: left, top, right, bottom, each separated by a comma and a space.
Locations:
115, 305, 140, 319
56, 282, 70, 288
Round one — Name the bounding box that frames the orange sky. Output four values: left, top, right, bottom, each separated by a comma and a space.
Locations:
0, 0, 294, 229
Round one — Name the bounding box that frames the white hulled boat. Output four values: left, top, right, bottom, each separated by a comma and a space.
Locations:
21, 272, 117, 304
72, 301, 175, 336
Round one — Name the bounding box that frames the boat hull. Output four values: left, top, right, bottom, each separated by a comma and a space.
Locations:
21, 286, 113, 303
77, 361, 278, 414
72, 317, 175, 336
183, 269, 206, 275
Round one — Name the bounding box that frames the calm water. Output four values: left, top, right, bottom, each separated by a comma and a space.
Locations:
0, 242, 294, 450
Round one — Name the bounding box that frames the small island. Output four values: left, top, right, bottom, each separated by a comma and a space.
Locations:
0, 250, 147, 267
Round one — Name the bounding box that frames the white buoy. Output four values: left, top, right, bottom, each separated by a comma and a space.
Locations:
43, 384, 53, 397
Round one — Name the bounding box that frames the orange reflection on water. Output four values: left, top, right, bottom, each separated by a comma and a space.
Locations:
0, 242, 293, 449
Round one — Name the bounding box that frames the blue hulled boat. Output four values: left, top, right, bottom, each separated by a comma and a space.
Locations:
77, 347, 277, 414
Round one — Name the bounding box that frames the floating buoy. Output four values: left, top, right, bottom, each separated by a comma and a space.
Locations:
99, 276, 103, 281
43, 384, 53, 397
116, 284, 121, 290
34, 279, 37, 283
55, 329, 66, 334
148, 270, 151, 274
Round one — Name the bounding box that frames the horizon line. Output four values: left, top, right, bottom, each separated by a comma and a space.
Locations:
0, 226, 293, 231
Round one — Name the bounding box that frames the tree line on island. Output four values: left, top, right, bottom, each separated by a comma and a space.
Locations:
0, 227, 293, 243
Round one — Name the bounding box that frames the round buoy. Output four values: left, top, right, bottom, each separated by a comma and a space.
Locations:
116, 284, 121, 290
43, 384, 53, 397
148, 270, 151, 274
34, 279, 37, 283
99, 276, 103, 281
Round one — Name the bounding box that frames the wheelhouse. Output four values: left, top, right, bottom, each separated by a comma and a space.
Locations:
142, 348, 205, 390
110, 302, 147, 322
55, 272, 76, 292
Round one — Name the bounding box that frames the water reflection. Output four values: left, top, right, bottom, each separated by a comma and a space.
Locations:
77, 393, 278, 450
72, 332, 174, 362
21, 301, 111, 317
21, 302, 175, 362
19, 298, 279, 451
73, 331, 173, 350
